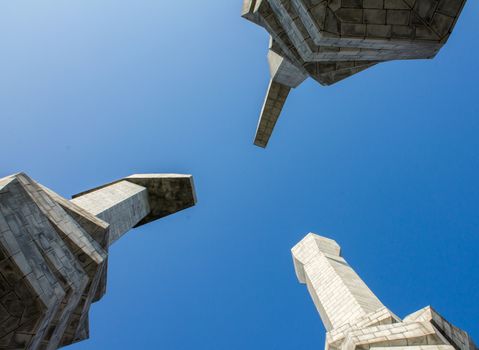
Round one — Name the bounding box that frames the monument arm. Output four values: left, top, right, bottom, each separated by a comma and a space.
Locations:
0, 172, 196, 349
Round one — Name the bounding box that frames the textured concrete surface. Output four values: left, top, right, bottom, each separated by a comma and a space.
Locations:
292, 233, 477, 350
71, 181, 150, 245
0, 172, 196, 349
255, 80, 291, 148
72, 174, 196, 227
242, 0, 468, 147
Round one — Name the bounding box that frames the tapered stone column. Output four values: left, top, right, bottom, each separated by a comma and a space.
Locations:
242, 0, 468, 148
254, 43, 307, 148
0, 173, 196, 350
292, 233, 477, 350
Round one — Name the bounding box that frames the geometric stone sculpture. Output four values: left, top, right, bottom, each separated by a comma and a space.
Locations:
242, 0, 468, 147
292, 233, 477, 350
0, 172, 196, 349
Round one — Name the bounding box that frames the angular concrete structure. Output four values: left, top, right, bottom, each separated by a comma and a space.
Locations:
0, 173, 196, 349
292, 233, 477, 350
242, 0, 468, 147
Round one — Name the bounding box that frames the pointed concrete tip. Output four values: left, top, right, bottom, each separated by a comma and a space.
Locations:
72, 174, 197, 227
291, 233, 341, 284
253, 139, 268, 148
253, 80, 291, 149
241, 0, 254, 17
241, 0, 261, 22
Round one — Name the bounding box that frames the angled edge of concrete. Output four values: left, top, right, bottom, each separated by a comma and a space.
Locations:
253, 80, 291, 148
0, 172, 197, 349
291, 232, 477, 350
243, 0, 468, 149
72, 173, 197, 227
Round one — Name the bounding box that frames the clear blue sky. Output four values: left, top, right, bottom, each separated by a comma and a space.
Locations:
1, 2, 478, 349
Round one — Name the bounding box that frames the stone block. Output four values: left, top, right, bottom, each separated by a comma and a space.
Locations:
291, 233, 478, 350
364, 9, 387, 24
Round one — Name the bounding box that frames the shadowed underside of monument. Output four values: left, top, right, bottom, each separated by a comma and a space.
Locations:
292, 233, 477, 350
242, 0, 468, 147
0, 173, 196, 349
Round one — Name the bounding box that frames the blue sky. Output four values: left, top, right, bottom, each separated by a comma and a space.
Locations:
1, 1, 478, 349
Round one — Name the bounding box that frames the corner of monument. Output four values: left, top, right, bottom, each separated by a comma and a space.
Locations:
71, 173, 197, 227
241, 0, 261, 23
125, 174, 196, 227
292, 233, 342, 284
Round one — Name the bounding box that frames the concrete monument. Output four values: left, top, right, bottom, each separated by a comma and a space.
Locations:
242, 0, 468, 147
0, 173, 196, 349
292, 233, 477, 350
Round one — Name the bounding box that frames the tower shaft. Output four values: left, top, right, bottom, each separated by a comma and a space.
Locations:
292, 233, 477, 350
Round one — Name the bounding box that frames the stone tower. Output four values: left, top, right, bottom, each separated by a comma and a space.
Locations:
242, 0, 468, 148
0, 173, 196, 349
292, 233, 477, 350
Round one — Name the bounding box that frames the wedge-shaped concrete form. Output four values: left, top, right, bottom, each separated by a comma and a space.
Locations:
242, 0, 468, 147
292, 233, 477, 350
0, 173, 196, 349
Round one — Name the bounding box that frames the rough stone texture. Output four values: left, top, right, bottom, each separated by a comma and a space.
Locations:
242, 0, 468, 147
255, 80, 291, 148
292, 233, 477, 350
0, 172, 196, 350
71, 181, 150, 245
72, 174, 196, 228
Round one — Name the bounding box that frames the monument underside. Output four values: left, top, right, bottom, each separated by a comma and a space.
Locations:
0, 173, 196, 349
242, 0, 468, 147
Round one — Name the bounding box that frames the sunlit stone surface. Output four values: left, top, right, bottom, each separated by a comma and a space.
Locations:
292, 233, 477, 350
0, 173, 196, 349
